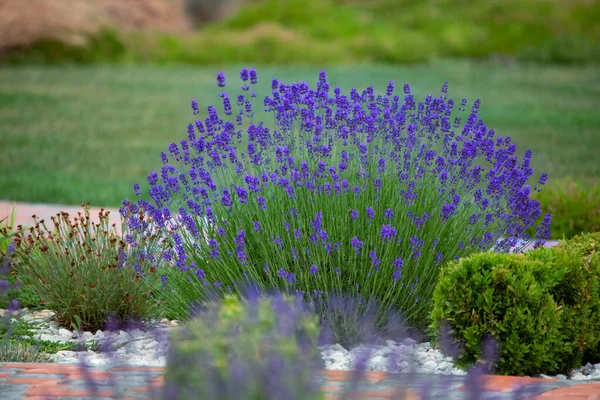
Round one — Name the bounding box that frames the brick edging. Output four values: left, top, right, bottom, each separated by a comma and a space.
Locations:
0, 363, 599, 399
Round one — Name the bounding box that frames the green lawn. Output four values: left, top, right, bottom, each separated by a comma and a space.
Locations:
1, 61, 599, 208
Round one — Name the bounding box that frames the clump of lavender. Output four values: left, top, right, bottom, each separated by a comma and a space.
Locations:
164, 292, 323, 400
123, 69, 552, 328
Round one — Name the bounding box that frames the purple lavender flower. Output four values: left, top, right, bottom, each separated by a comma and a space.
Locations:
273, 236, 283, 249
380, 224, 397, 242
222, 93, 232, 115
409, 235, 424, 260
235, 230, 247, 263
386, 80, 395, 96
435, 252, 444, 265
249, 68, 258, 85
277, 269, 295, 283
240, 67, 249, 82
253, 221, 262, 232
208, 238, 219, 259
441, 203, 456, 221
160, 274, 169, 286
216, 72, 226, 87
535, 213, 553, 240
366, 207, 374, 219
392, 257, 404, 282
195, 268, 205, 280
351, 236, 363, 254
484, 213, 494, 226
191, 98, 199, 114
370, 250, 381, 268
309, 264, 318, 275
147, 171, 158, 186
256, 196, 266, 211
293, 229, 302, 241
350, 209, 359, 222
377, 157, 387, 174
221, 189, 233, 207
392, 257, 404, 270
310, 212, 323, 232
7, 298, 19, 315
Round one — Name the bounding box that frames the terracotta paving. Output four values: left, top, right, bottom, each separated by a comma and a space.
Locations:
0, 363, 599, 399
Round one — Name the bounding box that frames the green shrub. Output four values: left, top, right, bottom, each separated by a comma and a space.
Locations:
11, 204, 168, 332
526, 235, 600, 371
164, 293, 323, 400
432, 234, 600, 375
531, 178, 600, 239
552, 232, 600, 362
430, 252, 568, 376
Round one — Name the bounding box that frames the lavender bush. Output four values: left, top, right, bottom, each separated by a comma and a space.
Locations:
122, 68, 552, 330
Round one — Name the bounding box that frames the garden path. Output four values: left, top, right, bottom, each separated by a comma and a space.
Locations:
0, 201, 122, 232
0, 363, 599, 399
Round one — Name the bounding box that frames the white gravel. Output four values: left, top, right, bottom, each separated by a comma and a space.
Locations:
2, 307, 598, 381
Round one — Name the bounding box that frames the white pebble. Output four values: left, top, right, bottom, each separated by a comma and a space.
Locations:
571, 372, 588, 381
422, 360, 438, 372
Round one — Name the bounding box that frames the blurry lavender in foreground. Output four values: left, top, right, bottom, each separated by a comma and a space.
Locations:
163, 292, 323, 400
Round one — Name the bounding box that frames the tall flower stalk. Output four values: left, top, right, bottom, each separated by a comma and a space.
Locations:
123, 69, 551, 328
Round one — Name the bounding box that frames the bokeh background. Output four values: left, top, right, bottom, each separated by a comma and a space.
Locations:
1, 0, 599, 238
